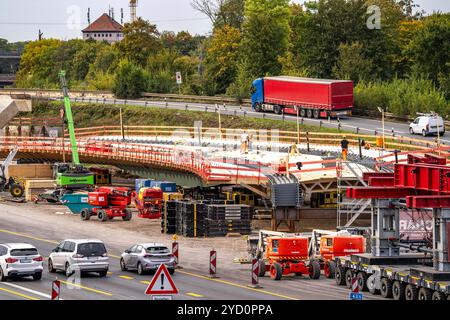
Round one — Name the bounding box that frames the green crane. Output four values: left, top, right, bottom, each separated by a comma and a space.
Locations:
54, 71, 94, 190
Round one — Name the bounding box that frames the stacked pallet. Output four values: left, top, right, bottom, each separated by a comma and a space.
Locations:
161, 201, 177, 234
175, 201, 207, 237
205, 205, 252, 237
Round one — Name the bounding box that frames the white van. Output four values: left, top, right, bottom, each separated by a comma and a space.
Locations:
409, 115, 445, 137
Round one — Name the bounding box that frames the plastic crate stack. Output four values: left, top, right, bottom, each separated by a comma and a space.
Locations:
175, 201, 207, 237
161, 201, 177, 234
205, 205, 253, 237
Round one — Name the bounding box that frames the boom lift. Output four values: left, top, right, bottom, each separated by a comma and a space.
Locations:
0, 146, 24, 197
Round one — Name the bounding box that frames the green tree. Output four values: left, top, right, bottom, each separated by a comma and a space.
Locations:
191, 0, 245, 30
117, 18, 162, 66
113, 59, 147, 98
332, 42, 373, 82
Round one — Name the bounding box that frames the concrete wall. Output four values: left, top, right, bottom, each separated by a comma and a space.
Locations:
0, 95, 32, 129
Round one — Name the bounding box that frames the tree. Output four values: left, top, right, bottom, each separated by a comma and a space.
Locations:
117, 18, 162, 66
113, 59, 147, 98
332, 42, 373, 82
191, 0, 244, 29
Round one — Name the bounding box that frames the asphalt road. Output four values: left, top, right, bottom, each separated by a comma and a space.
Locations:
0, 202, 385, 301
72, 96, 449, 145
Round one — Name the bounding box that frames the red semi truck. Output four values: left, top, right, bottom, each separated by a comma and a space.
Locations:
251, 76, 354, 118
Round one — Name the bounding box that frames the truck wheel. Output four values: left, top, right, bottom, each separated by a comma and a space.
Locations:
422, 130, 427, 137
80, 209, 91, 221
418, 287, 432, 300
356, 272, 368, 292
122, 209, 132, 221
313, 109, 320, 119
380, 278, 393, 298
273, 105, 282, 115
392, 281, 406, 300
98, 210, 108, 222
345, 269, 353, 289
335, 266, 346, 286
368, 275, 380, 295
432, 290, 446, 300
10, 184, 24, 198
325, 261, 335, 279
258, 260, 266, 277
306, 109, 313, 118
253, 103, 262, 112
300, 109, 306, 117
309, 260, 321, 279
405, 284, 418, 300
270, 262, 283, 280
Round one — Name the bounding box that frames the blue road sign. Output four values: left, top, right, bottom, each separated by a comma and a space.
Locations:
349, 292, 363, 300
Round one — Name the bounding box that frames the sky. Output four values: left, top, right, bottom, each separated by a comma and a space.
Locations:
0, 0, 449, 42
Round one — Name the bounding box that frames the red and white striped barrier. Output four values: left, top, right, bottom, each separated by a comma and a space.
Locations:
352, 277, 359, 293
251, 258, 262, 288
209, 250, 217, 277
172, 241, 179, 268
51, 280, 60, 300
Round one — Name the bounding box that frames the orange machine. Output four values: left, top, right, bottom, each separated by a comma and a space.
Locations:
318, 234, 365, 278
133, 187, 163, 219
259, 236, 321, 280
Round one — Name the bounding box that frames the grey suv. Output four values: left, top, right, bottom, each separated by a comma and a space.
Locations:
120, 243, 175, 275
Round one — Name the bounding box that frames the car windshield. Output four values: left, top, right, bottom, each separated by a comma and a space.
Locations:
77, 243, 107, 256
145, 246, 169, 254
10, 248, 38, 256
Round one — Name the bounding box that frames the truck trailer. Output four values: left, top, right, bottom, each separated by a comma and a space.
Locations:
251, 76, 354, 118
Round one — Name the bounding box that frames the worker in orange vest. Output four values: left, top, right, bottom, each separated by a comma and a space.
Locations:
341, 136, 349, 161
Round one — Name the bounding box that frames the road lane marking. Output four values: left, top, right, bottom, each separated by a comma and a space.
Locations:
119, 275, 134, 280
177, 270, 298, 300
59, 280, 113, 296
140, 280, 150, 285
186, 292, 204, 298
0, 286, 40, 300
0, 229, 58, 245
2, 282, 59, 300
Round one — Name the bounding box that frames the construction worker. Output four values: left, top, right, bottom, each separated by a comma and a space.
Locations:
341, 136, 349, 161
241, 131, 249, 154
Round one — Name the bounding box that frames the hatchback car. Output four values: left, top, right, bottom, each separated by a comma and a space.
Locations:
409, 115, 445, 137
48, 239, 109, 277
0, 243, 43, 281
120, 243, 175, 275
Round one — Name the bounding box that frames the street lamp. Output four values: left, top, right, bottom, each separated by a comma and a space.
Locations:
377, 107, 387, 149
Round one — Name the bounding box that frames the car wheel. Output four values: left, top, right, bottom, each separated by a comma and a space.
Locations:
98, 270, 107, 277
409, 127, 414, 134
48, 259, 56, 273
137, 262, 146, 275
33, 272, 42, 281
120, 258, 128, 271
65, 262, 74, 277
0, 267, 7, 282
422, 130, 427, 137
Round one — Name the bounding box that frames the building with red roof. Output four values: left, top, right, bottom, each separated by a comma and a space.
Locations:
82, 13, 124, 43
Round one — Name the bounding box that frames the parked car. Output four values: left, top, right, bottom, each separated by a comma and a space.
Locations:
48, 239, 109, 277
409, 115, 445, 137
120, 243, 175, 275
0, 243, 43, 281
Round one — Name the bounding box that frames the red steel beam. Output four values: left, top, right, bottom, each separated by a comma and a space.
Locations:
347, 187, 415, 199
368, 176, 395, 187
406, 196, 450, 209
394, 163, 450, 194
362, 172, 394, 182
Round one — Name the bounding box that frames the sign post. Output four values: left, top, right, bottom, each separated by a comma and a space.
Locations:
172, 237, 179, 268
176, 71, 182, 94
349, 276, 363, 300
145, 264, 178, 300
250, 258, 262, 288
209, 250, 217, 278
51, 280, 61, 300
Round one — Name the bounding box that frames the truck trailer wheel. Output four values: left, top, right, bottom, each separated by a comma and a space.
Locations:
345, 269, 353, 289
273, 105, 282, 115
380, 278, 393, 298
392, 281, 406, 300
356, 272, 368, 292
270, 262, 283, 280
432, 291, 446, 300
335, 266, 346, 286
306, 109, 313, 118
325, 261, 335, 279
313, 109, 320, 119
418, 287, 432, 300
368, 275, 380, 295
308, 260, 321, 279
258, 260, 266, 277
300, 109, 306, 117
405, 284, 418, 300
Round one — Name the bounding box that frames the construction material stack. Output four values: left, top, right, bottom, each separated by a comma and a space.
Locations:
205, 204, 252, 236
161, 201, 177, 234
176, 201, 207, 237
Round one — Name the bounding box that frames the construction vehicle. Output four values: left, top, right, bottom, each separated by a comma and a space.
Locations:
0, 146, 24, 198
54, 71, 94, 192
80, 186, 132, 222
308, 229, 365, 278
251, 230, 320, 280
134, 187, 163, 219
334, 153, 450, 300
310, 191, 338, 208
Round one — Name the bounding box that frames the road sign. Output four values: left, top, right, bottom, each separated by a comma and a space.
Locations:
176, 71, 182, 85
152, 295, 173, 300
349, 292, 363, 300
145, 264, 178, 295
51, 280, 61, 300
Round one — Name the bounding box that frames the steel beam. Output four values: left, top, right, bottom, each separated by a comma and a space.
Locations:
406, 196, 450, 209
347, 187, 414, 199
368, 176, 395, 187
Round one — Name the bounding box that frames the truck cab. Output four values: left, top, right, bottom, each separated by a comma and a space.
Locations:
251, 78, 264, 111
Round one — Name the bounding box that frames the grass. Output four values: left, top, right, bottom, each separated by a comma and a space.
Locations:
19, 100, 343, 133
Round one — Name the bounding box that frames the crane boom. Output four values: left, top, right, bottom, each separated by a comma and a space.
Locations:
59, 71, 80, 165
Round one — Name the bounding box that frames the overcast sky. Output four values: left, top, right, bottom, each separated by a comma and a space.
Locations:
0, 0, 449, 42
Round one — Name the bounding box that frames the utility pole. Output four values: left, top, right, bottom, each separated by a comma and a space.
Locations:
38, 30, 43, 40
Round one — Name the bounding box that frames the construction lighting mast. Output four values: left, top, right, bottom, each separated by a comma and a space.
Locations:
130, 0, 137, 22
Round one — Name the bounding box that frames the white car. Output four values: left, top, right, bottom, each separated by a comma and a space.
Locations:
409, 115, 445, 137
0, 243, 43, 281
48, 239, 109, 277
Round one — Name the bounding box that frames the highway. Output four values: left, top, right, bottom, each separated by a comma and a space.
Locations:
70, 95, 449, 144
0, 202, 384, 300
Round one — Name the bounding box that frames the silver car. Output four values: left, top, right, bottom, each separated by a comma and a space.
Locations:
120, 243, 175, 275
0, 243, 44, 281
48, 239, 109, 277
